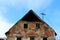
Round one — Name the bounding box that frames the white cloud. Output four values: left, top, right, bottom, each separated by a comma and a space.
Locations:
0, 7, 13, 38
0, 13, 13, 38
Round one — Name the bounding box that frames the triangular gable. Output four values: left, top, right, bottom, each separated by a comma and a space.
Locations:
5, 10, 57, 36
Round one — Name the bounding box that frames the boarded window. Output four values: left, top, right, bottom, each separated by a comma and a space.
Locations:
43, 37, 47, 40
36, 23, 40, 29
17, 37, 22, 40
30, 36, 35, 40
24, 24, 28, 29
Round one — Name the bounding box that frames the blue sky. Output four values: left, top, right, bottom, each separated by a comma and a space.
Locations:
0, 0, 60, 39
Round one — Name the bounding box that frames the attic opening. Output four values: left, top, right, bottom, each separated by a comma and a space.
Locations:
24, 24, 28, 29
43, 37, 47, 40
17, 37, 22, 40
30, 36, 35, 40
36, 23, 40, 29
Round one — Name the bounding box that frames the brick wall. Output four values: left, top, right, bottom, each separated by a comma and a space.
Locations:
6, 21, 55, 40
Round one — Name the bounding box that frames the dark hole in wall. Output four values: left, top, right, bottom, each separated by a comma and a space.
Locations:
17, 37, 22, 40
30, 36, 35, 40
43, 37, 47, 40
24, 24, 28, 29
36, 23, 40, 29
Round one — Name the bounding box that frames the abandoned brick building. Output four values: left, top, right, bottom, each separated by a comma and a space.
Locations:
5, 10, 57, 40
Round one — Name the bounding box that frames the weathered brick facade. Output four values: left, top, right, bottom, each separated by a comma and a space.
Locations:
5, 10, 57, 40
